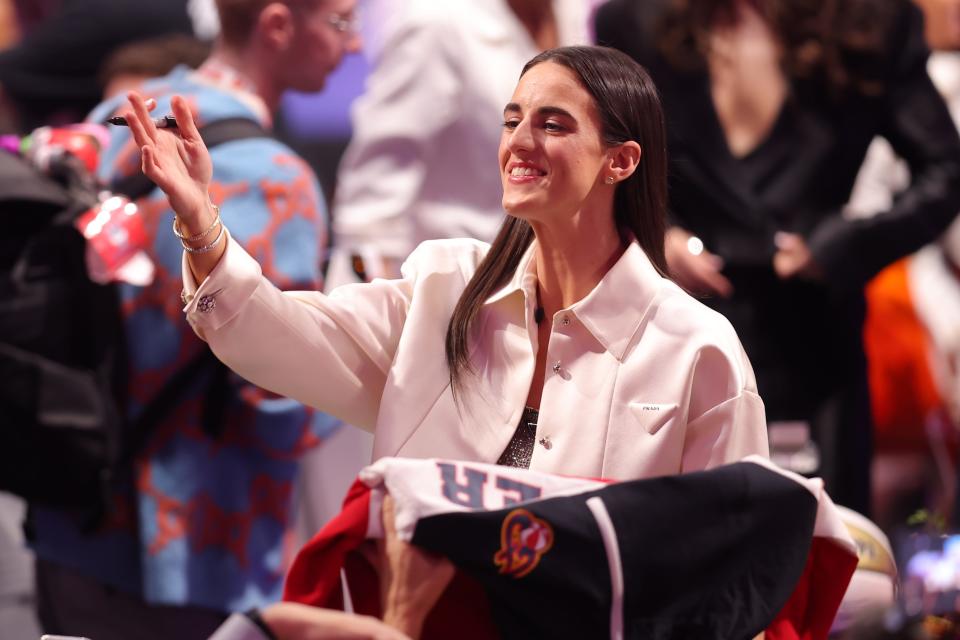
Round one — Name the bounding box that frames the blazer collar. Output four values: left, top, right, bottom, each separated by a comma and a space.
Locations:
569, 241, 664, 361
484, 238, 665, 362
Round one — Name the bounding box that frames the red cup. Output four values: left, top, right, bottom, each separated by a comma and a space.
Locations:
75, 195, 149, 283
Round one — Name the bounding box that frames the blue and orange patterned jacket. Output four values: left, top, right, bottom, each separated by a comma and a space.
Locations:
30, 66, 340, 613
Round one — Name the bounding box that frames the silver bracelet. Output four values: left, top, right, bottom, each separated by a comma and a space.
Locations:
173, 203, 221, 242
181, 222, 225, 254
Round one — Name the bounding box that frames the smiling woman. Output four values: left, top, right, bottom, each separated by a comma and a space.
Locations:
125, 40, 766, 494
447, 48, 669, 410
123, 43, 769, 635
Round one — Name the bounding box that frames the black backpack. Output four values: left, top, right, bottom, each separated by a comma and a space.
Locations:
0, 117, 266, 516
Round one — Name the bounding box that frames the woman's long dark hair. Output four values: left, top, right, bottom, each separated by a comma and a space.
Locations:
657, 0, 897, 95
445, 45, 669, 396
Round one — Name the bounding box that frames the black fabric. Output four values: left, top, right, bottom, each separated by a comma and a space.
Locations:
595, 0, 960, 513
0, 151, 123, 507
610, 464, 815, 638
0, 149, 72, 208
496, 406, 539, 468
413, 488, 612, 639
411, 462, 818, 640
0, 118, 267, 511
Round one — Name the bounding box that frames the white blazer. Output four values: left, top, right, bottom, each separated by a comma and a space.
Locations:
183, 233, 768, 480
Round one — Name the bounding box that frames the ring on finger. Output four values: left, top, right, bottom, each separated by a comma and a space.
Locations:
687, 236, 705, 256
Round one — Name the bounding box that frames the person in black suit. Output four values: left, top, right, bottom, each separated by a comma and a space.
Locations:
595, 0, 960, 514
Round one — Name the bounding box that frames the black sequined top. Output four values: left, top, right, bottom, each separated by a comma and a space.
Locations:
497, 406, 539, 468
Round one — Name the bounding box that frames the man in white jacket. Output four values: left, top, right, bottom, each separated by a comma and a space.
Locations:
328, 0, 590, 285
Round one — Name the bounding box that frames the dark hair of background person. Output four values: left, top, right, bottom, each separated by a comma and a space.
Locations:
99, 34, 211, 93
445, 45, 669, 397
215, 0, 286, 48
657, 0, 899, 95
216, 0, 330, 48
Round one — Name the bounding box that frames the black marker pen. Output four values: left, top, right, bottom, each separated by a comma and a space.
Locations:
107, 115, 178, 129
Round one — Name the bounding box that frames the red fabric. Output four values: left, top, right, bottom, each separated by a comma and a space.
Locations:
283, 479, 498, 639
864, 260, 945, 451
766, 537, 859, 640
338, 551, 498, 639
283, 478, 370, 608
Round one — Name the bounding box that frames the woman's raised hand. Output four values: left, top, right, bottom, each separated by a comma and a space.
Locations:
124, 92, 212, 227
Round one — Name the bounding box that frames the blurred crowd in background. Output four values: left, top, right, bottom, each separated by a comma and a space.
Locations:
0, 0, 958, 638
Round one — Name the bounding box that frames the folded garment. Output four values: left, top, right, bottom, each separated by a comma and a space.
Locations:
285, 456, 857, 640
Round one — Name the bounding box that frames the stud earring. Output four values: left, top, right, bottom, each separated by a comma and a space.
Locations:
605, 176, 615, 184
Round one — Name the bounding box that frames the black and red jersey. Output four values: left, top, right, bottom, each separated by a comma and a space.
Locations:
284, 456, 857, 640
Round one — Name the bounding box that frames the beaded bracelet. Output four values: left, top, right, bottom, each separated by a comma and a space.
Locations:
173, 203, 221, 242
181, 222, 225, 254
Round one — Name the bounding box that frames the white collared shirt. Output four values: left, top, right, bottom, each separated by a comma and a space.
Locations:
184, 233, 768, 480
330, 0, 590, 277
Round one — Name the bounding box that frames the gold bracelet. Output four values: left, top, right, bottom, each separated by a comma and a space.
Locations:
181, 222, 225, 254
173, 203, 221, 242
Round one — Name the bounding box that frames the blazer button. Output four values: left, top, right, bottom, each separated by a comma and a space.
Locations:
552, 361, 562, 374
197, 294, 217, 313
539, 436, 553, 450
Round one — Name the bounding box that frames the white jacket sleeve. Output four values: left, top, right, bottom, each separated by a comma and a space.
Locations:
182, 230, 415, 431
680, 343, 770, 472
681, 390, 768, 472
332, 12, 463, 262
